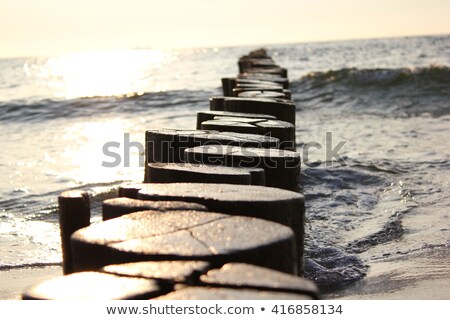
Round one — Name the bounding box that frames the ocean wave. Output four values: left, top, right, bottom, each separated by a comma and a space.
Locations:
0, 180, 129, 221
0, 88, 216, 123
2, 65, 448, 122
304, 247, 367, 290
291, 65, 450, 117
295, 65, 450, 87
346, 217, 404, 254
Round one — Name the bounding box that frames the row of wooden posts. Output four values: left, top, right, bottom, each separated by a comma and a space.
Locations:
23, 49, 320, 300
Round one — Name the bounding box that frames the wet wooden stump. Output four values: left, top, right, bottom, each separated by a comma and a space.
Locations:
235, 81, 283, 88
244, 67, 288, 77
235, 78, 283, 88
232, 86, 284, 97
238, 59, 279, 73
238, 90, 287, 99
226, 79, 286, 98
23, 272, 163, 300
201, 117, 296, 151
144, 129, 279, 182
240, 48, 270, 59
236, 87, 291, 99
24, 261, 318, 300
185, 145, 301, 192
209, 96, 226, 111
58, 190, 90, 274
102, 261, 210, 286
196, 110, 276, 129
137, 183, 304, 274
71, 210, 297, 274
157, 262, 317, 300
147, 162, 265, 185
156, 287, 311, 300
118, 183, 146, 199
222, 97, 296, 125
199, 263, 319, 298
238, 73, 289, 89
221, 78, 236, 96
102, 197, 207, 220
283, 89, 292, 99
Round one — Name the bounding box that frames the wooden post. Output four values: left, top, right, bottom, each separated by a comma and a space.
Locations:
196, 110, 276, 129
102, 197, 207, 220
147, 162, 262, 185
71, 210, 298, 275
223, 97, 296, 125
58, 190, 90, 274
144, 129, 279, 182
200, 117, 296, 151
209, 96, 226, 111
221, 78, 236, 96
185, 145, 301, 192
137, 183, 305, 274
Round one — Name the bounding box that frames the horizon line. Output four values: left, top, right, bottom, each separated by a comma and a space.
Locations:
1, 32, 448, 60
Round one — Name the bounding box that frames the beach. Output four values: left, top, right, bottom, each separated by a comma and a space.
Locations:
1, 266, 62, 300
1, 35, 449, 299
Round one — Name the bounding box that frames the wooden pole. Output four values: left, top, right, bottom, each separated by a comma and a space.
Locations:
58, 190, 90, 274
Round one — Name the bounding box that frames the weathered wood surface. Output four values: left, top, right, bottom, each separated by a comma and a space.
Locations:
200, 117, 296, 151
24, 261, 319, 300
137, 183, 304, 273
58, 190, 90, 274
222, 97, 296, 125
196, 110, 276, 129
156, 287, 312, 300
102, 197, 207, 220
144, 129, 279, 182
185, 145, 301, 192
23, 272, 163, 300
147, 162, 265, 185
71, 210, 297, 274
102, 261, 210, 285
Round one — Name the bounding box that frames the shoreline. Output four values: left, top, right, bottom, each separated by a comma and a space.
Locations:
325, 247, 450, 300
2, 248, 449, 300
0, 266, 62, 300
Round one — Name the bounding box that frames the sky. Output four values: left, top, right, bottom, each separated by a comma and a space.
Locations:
0, 0, 449, 58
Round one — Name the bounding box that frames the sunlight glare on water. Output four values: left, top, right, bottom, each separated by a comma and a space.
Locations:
35, 50, 170, 98
61, 119, 144, 184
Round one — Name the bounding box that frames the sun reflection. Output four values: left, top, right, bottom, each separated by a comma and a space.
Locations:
62, 119, 143, 184
38, 50, 168, 98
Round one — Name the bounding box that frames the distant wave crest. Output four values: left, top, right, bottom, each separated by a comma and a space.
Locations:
297, 65, 450, 87
291, 65, 450, 117
0, 89, 215, 123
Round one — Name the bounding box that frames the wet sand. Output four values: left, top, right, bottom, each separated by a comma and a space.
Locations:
0, 266, 62, 300
326, 247, 450, 299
